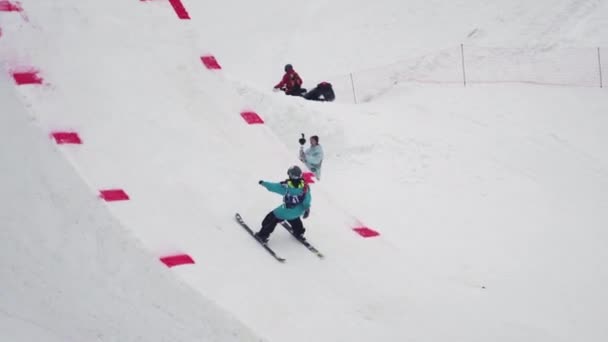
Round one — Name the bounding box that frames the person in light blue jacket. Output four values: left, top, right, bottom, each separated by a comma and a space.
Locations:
255, 165, 311, 243
299, 135, 324, 180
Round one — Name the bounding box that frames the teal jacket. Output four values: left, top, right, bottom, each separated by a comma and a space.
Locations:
260, 180, 311, 220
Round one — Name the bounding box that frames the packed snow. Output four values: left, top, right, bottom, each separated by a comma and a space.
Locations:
1, 0, 607, 341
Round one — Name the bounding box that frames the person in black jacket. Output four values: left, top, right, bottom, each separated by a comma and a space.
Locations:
303, 82, 335, 102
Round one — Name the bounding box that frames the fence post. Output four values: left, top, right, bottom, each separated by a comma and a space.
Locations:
350, 72, 358, 104
598, 47, 603, 88
460, 43, 467, 87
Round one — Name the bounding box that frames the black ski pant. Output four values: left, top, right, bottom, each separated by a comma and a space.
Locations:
304, 84, 335, 101
285, 86, 306, 97
258, 211, 305, 238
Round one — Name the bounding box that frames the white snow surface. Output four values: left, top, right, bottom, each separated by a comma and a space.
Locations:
1, 0, 607, 341
0, 71, 263, 341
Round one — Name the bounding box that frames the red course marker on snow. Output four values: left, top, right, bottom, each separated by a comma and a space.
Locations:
240, 111, 264, 125
0, 1, 22, 12
353, 227, 380, 238
201, 55, 222, 70
51, 132, 82, 144
99, 189, 130, 202
160, 254, 195, 267
168, 0, 190, 19
11, 70, 43, 85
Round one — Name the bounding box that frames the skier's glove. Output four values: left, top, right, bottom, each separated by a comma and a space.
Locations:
258, 180, 264, 185
299, 133, 306, 146
303, 209, 310, 219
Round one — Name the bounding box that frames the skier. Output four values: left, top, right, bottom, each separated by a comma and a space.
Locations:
299, 135, 324, 180
273, 64, 306, 96
255, 165, 311, 243
303, 82, 335, 102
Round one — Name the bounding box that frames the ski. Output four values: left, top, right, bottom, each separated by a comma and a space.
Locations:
235, 213, 286, 263
280, 222, 324, 259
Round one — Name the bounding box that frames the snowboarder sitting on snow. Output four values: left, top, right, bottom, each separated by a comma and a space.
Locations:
303, 82, 335, 102
274, 64, 306, 96
299, 135, 324, 180
255, 166, 311, 243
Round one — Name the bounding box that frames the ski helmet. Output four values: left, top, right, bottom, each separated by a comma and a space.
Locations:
287, 165, 302, 180
284, 64, 293, 72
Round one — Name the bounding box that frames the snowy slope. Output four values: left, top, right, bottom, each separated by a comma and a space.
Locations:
185, 0, 608, 85
1, 0, 608, 342
0, 72, 263, 342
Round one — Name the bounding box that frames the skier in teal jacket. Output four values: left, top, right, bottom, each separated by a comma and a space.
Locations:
255, 165, 311, 243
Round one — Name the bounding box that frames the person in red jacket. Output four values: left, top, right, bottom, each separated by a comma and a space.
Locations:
274, 64, 305, 96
